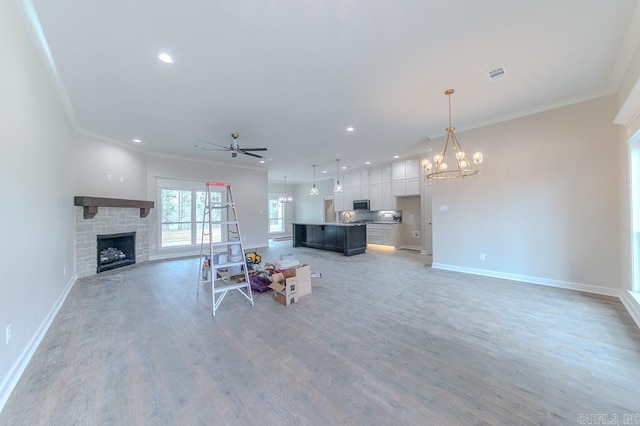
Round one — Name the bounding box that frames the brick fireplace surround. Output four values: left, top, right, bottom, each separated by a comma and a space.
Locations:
74, 197, 153, 278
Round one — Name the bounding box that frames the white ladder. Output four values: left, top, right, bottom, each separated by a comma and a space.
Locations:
197, 181, 254, 316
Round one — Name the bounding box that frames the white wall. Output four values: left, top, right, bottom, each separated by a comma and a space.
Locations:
0, 0, 76, 409
431, 95, 624, 295
73, 133, 147, 200
147, 157, 269, 257
292, 178, 335, 224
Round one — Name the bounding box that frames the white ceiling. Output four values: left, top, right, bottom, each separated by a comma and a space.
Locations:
25, 0, 640, 183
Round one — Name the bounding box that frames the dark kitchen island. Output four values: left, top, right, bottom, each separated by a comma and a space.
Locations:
292, 222, 367, 256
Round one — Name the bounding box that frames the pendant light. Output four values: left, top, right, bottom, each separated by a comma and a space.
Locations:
278, 176, 293, 203
310, 165, 319, 196
334, 159, 343, 193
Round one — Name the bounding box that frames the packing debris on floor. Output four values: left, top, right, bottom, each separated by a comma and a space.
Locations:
217, 252, 322, 306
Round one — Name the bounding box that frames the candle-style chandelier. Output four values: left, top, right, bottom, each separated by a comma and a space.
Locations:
423, 89, 484, 180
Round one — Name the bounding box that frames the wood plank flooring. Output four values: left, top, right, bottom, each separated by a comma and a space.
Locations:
1, 242, 639, 425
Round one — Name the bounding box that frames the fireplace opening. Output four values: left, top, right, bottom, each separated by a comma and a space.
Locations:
97, 232, 136, 273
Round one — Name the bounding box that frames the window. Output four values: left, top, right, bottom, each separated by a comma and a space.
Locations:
268, 194, 284, 233
631, 132, 640, 291
158, 180, 223, 248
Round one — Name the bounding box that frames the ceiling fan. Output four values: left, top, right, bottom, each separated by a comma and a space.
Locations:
199, 133, 268, 158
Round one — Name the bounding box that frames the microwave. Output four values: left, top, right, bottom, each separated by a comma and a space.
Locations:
353, 199, 370, 210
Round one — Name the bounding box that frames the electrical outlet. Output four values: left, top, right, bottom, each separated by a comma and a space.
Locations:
479, 253, 486, 261
63, 266, 66, 276
6, 324, 11, 345
412, 231, 420, 238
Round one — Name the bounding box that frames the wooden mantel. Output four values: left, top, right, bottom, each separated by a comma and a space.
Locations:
74, 196, 154, 219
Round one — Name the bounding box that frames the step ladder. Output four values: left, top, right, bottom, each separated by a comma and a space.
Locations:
197, 181, 254, 316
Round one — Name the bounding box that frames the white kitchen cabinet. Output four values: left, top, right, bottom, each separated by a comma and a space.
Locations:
366, 224, 396, 247
405, 159, 420, 179
382, 165, 392, 183
369, 167, 382, 185
344, 171, 360, 188
344, 186, 359, 209
392, 158, 421, 197
360, 169, 369, 186
392, 161, 406, 180
383, 224, 395, 246
392, 178, 420, 197
382, 182, 395, 209
392, 180, 405, 197
366, 224, 383, 245
405, 178, 420, 195
359, 184, 369, 199
370, 184, 383, 210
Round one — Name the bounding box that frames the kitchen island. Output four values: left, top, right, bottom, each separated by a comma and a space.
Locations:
292, 222, 367, 256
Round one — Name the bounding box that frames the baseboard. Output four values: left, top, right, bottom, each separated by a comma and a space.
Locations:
431, 263, 621, 297
620, 291, 640, 328
397, 245, 421, 251
0, 274, 77, 413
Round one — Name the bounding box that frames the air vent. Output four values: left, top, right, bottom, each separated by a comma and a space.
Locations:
487, 66, 507, 81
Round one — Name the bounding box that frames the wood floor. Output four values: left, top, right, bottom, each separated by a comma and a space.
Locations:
1, 242, 639, 425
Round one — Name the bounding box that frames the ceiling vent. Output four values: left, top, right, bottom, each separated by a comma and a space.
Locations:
487, 66, 507, 81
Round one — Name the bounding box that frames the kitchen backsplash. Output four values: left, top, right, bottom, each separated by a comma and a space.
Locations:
339, 209, 402, 223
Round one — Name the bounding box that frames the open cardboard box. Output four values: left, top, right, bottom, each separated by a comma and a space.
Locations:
269, 274, 299, 305
281, 264, 312, 296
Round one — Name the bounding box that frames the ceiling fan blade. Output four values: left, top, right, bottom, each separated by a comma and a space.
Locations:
240, 151, 263, 158
198, 139, 229, 149
201, 148, 228, 152
240, 147, 268, 151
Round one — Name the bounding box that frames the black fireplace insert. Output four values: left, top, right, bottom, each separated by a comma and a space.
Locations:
96, 232, 136, 273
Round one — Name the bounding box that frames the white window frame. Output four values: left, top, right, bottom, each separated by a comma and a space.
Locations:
157, 178, 223, 249
268, 193, 285, 234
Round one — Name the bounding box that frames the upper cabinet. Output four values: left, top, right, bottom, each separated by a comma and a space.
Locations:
336, 161, 414, 211
392, 158, 420, 197
392, 161, 406, 180
344, 171, 360, 188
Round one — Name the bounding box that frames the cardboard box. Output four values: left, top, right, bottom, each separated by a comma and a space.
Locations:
269, 274, 297, 295
311, 271, 322, 287
269, 274, 299, 305
216, 270, 245, 283
273, 291, 299, 306
282, 264, 311, 296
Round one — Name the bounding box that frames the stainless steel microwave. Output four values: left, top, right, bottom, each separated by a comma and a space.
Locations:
353, 199, 370, 210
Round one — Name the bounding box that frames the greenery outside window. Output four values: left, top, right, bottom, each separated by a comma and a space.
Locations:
159, 180, 223, 248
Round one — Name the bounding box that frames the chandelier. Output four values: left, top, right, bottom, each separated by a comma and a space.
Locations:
310, 165, 319, 196
333, 159, 343, 193
423, 89, 483, 180
278, 176, 293, 203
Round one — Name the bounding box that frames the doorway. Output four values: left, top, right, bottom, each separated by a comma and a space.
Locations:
323, 197, 335, 223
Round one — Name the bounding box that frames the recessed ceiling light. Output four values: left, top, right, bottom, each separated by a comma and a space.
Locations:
322, 170, 327, 174
342, 166, 347, 170
259, 160, 265, 164
158, 52, 173, 64
365, 161, 370, 165
346, 127, 354, 132
394, 155, 399, 159
132, 139, 141, 143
